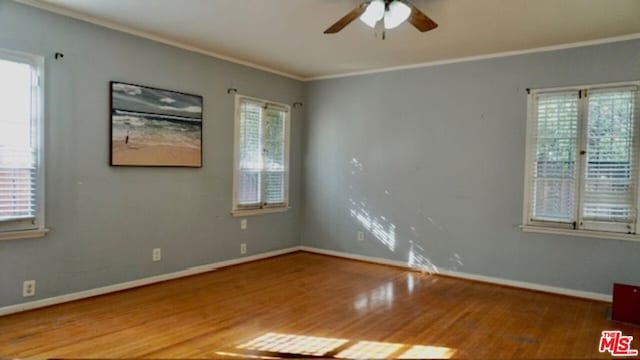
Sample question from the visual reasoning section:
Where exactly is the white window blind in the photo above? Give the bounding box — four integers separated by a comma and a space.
529, 91, 579, 224
525, 83, 640, 235
0, 50, 44, 234
581, 87, 638, 233
263, 107, 287, 206
234, 96, 290, 213
238, 100, 262, 206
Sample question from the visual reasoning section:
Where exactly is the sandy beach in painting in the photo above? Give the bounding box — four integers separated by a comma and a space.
111, 112, 202, 167
112, 141, 200, 167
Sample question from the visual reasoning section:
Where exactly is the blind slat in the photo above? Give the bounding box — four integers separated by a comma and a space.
0, 168, 37, 220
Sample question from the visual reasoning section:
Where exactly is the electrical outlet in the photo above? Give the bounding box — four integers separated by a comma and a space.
240, 218, 247, 230
240, 243, 247, 254
23, 280, 36, 297
152, 248, 162, 262
357, 231, 364, 241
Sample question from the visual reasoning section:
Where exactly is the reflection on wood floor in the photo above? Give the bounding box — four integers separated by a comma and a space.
0, 252, 637, 359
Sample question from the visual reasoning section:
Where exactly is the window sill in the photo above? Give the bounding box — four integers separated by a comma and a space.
520, 225, 640, 242
231, 207, 290, 217
0, 228, 49, 241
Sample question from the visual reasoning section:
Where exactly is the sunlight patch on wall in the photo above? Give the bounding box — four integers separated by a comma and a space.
408, 241, 438, 273
449, 253, 464, 270
425, 215, 444, 232
349, 198, 396, 251
350, 157, 364, 172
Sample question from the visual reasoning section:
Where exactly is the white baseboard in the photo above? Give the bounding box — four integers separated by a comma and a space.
299, 246, 612, 302
1, 245, 611, 317
0, 246, 301, 316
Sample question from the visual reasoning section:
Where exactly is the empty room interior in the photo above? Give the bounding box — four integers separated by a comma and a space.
1, 0, 640, 358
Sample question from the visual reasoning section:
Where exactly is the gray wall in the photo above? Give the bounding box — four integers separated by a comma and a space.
0, 1, 304, 307
2, 1, 639, 308
302, 39, 640, 295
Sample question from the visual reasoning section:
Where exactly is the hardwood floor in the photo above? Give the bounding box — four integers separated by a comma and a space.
0, 252, 637, 359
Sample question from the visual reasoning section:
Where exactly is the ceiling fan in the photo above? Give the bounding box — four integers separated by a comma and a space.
324, 0, 438, 36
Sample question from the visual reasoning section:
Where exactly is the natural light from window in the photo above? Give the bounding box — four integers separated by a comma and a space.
335, 340, 403, 359
0, 54, 40, 227
237, 332, 348, 357
0, 59, 31, 150
231, 332, 456, 359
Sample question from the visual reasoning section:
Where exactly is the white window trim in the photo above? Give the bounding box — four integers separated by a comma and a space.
231, 94, 291, 217
0, 49, 47, 241
522, 80, 640, 242
520, 225, 640, 242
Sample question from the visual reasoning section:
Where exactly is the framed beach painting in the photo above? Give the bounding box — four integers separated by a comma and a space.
110, 81, 203, 167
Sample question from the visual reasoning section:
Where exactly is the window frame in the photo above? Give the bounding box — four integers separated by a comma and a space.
522, 80, 640, 242
232, 94, 291, 217
0, 48, 46, 241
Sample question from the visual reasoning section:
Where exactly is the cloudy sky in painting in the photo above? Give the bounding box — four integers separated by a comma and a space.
111, 82, 202, 120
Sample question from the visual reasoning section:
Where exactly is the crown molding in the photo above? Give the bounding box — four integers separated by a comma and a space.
13, 0, 306, 81
306, 32, 640, 81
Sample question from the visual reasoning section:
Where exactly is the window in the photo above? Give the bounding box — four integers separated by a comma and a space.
523, 82, 640, 238
232, 95, 290, 215
0, 49, 45, 240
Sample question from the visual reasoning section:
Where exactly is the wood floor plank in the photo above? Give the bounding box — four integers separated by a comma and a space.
0, 252, 637, 359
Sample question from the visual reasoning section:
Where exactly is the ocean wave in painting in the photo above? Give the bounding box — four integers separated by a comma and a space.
112, 111, 201, 150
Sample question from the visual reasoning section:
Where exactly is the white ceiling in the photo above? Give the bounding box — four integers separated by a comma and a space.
21, 0, 640, 80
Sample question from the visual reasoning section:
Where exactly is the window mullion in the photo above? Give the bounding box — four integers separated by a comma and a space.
575, 89, 588, 230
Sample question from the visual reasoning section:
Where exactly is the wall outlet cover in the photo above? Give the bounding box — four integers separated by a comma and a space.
23, 280, 36, 297
153, 248, 162, 262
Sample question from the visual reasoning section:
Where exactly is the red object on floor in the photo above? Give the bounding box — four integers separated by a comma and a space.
612, 283, 640, 325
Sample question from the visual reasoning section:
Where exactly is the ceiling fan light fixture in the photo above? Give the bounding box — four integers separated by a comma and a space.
384, 0, 411, 29
359, 0, 385, 28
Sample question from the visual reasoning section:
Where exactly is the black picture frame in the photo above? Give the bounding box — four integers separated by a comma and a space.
109, 81, 203, 167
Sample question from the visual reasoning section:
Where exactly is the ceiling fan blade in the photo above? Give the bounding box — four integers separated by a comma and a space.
406, 2, 438, 32
324, 3, 368, 34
